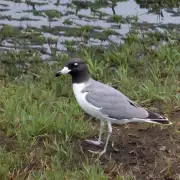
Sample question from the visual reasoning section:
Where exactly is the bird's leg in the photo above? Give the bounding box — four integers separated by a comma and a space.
88, 121, 112, 156
85, 120, 104, 146
99, 121, 112, 156
97, 120, 104, 143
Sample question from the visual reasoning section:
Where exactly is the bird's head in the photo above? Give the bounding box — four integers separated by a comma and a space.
56, 58, 89, 83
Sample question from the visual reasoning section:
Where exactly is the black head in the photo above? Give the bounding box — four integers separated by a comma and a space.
55, 58, 90, 83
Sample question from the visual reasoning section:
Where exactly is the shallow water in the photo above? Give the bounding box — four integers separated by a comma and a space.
0, 0, 179, 58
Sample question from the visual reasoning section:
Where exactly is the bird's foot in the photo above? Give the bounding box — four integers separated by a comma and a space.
85, 139, 103, 146
88, 149, 106, 157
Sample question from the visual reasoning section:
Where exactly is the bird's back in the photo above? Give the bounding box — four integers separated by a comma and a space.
83, 78, 149, 120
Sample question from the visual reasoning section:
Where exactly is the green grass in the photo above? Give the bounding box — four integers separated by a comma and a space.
0, 0, 179, 178
0, 30, 179, 179
43, 10, 62, 19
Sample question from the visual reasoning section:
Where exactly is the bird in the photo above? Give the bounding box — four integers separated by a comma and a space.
55, 58, 172, 156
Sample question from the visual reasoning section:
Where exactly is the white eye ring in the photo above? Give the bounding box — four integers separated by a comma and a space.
74, 63, 78, 66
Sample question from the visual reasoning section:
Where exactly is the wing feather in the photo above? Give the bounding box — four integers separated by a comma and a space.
83, 79, 148, 120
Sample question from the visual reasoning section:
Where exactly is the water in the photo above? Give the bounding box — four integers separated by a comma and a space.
0, 0, 179, 59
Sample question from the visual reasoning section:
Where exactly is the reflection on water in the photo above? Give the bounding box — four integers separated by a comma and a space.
0, 0, 179, 58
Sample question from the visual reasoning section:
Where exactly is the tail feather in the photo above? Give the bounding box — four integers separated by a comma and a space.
146, 110, 172, 125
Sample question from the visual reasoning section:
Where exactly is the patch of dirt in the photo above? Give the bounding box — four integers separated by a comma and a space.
0, 130, 17, 151
79, 113, 180, 180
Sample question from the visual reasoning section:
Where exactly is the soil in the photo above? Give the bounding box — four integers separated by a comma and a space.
80, 111, 180, 180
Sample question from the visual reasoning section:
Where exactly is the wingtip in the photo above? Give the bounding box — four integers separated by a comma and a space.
146, 110, 172, 125
150, 119, 172, 125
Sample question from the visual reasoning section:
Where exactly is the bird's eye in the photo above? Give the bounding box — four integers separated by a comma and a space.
74, 63, 78, 66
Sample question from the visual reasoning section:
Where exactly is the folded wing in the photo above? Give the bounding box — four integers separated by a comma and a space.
83, 79, 149, 120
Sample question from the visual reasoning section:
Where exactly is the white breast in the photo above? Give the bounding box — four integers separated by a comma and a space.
72, 82, 102, 119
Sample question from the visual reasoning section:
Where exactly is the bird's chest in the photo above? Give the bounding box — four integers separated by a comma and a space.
72, 83, 102, 118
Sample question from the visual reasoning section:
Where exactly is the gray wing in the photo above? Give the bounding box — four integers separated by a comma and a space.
83, 79, 148, 120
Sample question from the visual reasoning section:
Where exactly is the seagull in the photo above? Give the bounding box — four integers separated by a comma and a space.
55, 58, 172, 156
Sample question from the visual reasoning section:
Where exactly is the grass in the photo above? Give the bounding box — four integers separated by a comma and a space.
43, 10, 62, 19
0, 0, 179, 179
0, 30, 179, 179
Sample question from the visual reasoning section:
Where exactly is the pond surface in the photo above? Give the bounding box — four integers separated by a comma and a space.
0, 0, 179, 59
